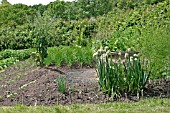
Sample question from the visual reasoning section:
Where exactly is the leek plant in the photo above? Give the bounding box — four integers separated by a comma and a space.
95, 48, 151, 98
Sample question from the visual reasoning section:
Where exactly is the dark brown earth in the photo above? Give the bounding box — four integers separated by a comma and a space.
0, 59, 169, 106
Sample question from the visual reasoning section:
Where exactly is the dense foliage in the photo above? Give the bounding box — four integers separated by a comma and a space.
0, 0, 169, 50
0, 0, 169, 78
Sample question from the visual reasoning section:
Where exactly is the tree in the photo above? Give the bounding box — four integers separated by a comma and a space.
1, 0, 10, 4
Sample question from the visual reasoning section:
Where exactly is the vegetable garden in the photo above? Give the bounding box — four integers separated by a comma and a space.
0, 0, 169, 112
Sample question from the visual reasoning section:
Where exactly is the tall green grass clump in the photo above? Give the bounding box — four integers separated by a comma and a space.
44, 46, 93, 67
94, 48, 151, 98
57, 75, 66, 94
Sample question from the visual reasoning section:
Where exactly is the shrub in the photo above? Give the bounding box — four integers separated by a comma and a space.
136, 25, 170, 78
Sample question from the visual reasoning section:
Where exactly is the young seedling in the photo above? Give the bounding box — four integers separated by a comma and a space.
57, 75, 67, 94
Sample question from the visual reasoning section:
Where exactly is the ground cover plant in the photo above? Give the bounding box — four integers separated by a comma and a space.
0, 49, 34, 70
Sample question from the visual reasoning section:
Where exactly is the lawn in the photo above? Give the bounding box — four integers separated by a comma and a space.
0, 98, 169, 113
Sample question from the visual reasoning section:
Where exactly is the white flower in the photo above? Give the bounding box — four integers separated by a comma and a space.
133, 54, 138, 57
93, 52, 98, 57
100, 53, 107, 61
124, 77, 126, 81
110, 66, 115, 70
130, 56, 133, 62
125, 53, 129, 58
76, 45, 81, 48
98, 47, 103, 53
102, 54, 107, 58
32, 52, 36, 54
118, 57, 121, 62
118, 52, 121, 56
104, 46, 109, 51
134, 58, 138, 61
127, 48, 131, 52
106, 50, 110, 56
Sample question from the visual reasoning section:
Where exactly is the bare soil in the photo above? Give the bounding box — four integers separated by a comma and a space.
0, 60, 169, 106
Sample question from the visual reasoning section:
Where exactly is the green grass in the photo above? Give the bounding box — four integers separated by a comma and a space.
0, 98, 169, 113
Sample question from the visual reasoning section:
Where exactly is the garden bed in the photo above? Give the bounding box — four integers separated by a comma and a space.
0, 60, 169, 106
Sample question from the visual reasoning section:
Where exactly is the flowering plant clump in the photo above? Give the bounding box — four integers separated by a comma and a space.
94, 47, 151, 98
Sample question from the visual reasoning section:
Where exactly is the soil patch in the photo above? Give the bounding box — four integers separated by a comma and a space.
0, 62, 169, 106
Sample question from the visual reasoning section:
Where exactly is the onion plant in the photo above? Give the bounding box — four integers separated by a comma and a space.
57, 75, 66, 94
94, 48, 151, 98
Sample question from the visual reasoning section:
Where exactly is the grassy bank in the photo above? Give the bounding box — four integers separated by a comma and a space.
0, 98, 169, 113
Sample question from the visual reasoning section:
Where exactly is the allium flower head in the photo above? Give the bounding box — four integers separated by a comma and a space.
133, 54, 138, 57
127, 48, 131, 52
106, 50, 110, 56
104, 46, 109, 51
93, 52, 98, 57
125, 53, 129, 58
118, 52, 121, 56
100, 53, 106, 60
134, 58, 138, 61
130, 56, 133, 62
98, 47, 103, 53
